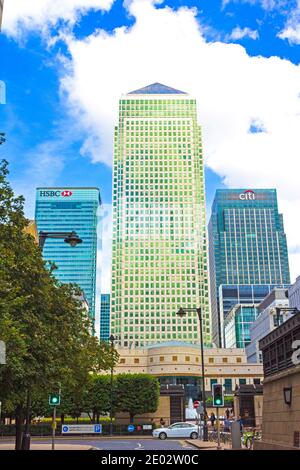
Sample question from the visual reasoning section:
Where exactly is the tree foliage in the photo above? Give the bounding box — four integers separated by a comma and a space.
0, 159, 118, 444
115, 374, 160, 423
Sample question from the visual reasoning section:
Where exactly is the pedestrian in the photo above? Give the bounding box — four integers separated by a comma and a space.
160, 417, 166, 428
210, 412, 216, 430
225, 408, 230, 420
236, 415, 244, 435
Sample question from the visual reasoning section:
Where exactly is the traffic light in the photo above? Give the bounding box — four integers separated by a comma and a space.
49, 393, 60, 406
212, 383, 224, 407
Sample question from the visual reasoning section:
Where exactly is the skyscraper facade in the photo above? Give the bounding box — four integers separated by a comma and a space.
35, 187, 101, 324
100, 294, 110, 341
111, 83, 211, 347
208, 189, 290, 346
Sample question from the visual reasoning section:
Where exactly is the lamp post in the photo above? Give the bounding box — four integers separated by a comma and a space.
109, 334, 115, 436
275, 307, 300, 326
176, 307, 208, 441
39, 231, 82, 250
21, 232, 82, 450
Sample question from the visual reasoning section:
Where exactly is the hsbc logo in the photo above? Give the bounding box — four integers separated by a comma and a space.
61, 190, 72, 197
39, 190, 73, 198
239, 190, 255, 201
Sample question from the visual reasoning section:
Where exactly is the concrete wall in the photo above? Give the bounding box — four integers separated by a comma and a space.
255, 364, 300, 450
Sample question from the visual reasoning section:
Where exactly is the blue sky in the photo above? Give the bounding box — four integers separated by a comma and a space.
1, 0, 300, 288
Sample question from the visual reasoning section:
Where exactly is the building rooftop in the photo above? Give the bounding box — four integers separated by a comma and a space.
128, 82, 187, 95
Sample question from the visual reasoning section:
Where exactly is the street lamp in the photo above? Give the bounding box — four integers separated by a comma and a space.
283, 387, 292, 406
21, 232, 82, 450
176, 307, 208, 441
109, 334, 115, 436
274, 307, 300, 326
39, 231, 82, 250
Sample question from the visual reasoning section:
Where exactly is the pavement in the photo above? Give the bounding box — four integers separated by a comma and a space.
186, 439, 232, 451
0, 438, 196, 451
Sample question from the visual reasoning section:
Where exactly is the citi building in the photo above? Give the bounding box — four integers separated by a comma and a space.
35, 187, 101, 325
208, 189, 290, 347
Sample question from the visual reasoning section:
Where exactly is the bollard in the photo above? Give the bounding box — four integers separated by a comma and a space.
231, 421, 242, 449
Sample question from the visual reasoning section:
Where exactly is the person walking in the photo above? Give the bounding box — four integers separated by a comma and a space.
210, 412, 216, 430
225, 408, 230, 420
159, 417, 166, 428
237, 415, 244, 435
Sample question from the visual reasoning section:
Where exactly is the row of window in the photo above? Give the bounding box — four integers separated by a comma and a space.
119, 356, 243, 364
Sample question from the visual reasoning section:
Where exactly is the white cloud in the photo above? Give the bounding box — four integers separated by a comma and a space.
59, 0, 300, 283
2, 0, 115, 37
278, 1, 300, 44
228, 26, 259, 40
222, 0, 285, 9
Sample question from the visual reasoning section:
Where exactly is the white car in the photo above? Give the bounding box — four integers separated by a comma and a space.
152, 422, 200, 440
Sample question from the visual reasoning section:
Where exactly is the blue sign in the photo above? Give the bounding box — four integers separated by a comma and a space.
62, 426, 69, 433
128, 425, 135, 433
94, 425, 102, 433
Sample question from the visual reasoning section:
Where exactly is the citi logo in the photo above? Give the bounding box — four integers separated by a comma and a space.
61, 190, 72, 197
239, 190, 255, 201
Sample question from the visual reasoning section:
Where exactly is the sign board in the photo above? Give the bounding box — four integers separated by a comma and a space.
0, 341, 6, 365
196, 404, 204, 415
128, 425, 135, 433
142, 425, 153, 430
62, 425, 102, 434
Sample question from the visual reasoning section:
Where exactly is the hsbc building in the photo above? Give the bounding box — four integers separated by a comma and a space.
35, 187, 101, 326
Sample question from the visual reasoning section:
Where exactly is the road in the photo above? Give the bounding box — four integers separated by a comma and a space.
0, 437, 197, 451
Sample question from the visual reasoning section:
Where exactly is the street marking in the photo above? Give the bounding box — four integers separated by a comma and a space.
134, 443, 145, 450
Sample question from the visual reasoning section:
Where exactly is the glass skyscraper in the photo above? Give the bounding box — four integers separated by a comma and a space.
100, 294, 110, 341
35, 187, 101, 325
111, 83, 211, 347
208, 189, 290, 346
224, 304, 259, 349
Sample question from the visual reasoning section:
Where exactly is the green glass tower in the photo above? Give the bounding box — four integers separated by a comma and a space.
111, 83, 211, 347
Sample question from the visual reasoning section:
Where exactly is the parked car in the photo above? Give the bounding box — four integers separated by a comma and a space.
152, 422, 199, 440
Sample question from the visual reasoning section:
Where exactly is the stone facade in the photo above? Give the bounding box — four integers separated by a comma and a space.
114, 342, 263, 391
255, 364, 300, 450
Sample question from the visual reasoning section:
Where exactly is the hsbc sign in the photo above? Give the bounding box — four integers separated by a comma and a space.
61, 190, 73, 197
239, 190, 255, 201
39, 190, 73, 198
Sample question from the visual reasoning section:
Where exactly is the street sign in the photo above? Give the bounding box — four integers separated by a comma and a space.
0, 341, 6, 365
196, 404, 204, 415
128, 425, 135, 433
62, 425, 102, 434
142, 425, 153, 430
193, 400, 200, 409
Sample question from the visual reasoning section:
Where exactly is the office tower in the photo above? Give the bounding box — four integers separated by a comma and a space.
111, 83, 211, 347
209, 189, 290, 346
224, 304, 259, 349
100, 294, 110, 341
35, 187, 101, 325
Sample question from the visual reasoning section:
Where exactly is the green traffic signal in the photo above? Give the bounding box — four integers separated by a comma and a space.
49, 393, 60, 406
212, 384, 224, 407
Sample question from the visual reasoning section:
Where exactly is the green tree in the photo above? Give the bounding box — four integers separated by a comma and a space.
0, 159, 117, 448
115, 374, 160, 423
87, 375, 112, 423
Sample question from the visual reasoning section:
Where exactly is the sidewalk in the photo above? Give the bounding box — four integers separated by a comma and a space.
186, 439, 232, 451
0, 443, 93, 451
